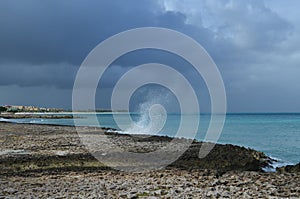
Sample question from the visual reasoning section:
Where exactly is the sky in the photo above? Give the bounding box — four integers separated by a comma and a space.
0, 0, 300, 113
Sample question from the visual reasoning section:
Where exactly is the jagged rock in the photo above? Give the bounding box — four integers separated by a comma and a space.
0, 122, 299, 198
277, 162, 300, 173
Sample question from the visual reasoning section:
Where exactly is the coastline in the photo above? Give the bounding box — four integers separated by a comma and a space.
1, 115, 297, 168
0, 113, 76, 119
0, 122, 299, 197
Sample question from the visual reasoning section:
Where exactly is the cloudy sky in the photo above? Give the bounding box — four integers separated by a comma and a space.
0, 0, 299, 112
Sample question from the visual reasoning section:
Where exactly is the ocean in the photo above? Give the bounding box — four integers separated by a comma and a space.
3, 113, 300, 166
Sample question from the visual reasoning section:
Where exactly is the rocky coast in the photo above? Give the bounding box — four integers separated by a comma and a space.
0, 113, 75, 119
0, 122, 299, 198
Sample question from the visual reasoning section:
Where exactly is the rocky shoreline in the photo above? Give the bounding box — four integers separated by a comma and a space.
0, 122, 299, 198
0, 113, 76, 119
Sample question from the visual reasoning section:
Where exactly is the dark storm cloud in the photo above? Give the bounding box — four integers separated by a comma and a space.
0, 0, 197, 89
0, 0, 299, 112
0, 0, 163, 89
0, 0, 292, 83
0, 62, 77, 89
0, 0, 161, 65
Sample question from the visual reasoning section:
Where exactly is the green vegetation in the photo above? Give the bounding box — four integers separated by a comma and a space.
7, 108, 19, 113
0, 154, 108, 175
0, 106, 7, 113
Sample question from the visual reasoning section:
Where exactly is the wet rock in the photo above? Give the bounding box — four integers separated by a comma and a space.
277, 162, 300, 173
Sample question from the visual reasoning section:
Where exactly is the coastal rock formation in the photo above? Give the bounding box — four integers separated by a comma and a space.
0, 122, 299, 198
172, 142, 271, 173
0, 169, 299, 198
0, 122, 272, 174
0, 114, 75, 119
277, 162, 300, 173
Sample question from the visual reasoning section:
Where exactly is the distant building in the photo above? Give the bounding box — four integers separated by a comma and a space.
2, 105, 64, 112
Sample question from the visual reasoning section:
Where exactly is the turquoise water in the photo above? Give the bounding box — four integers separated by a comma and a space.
4, 113, 300, 165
